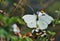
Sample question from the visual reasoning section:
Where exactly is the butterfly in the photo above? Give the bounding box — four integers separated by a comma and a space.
22, 11, 54, 30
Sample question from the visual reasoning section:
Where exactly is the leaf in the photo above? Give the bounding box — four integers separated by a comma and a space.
47, 30, 56, 36
0, 14, 3, 20
18, 35, 23, 41
53, 19, 60, 24
9, 17, 18, 24
10, 36, 17, 41
17, 18, 25, 24
25, 37, 32, 41
0, 28, 8, 37
0, 14, 9, 26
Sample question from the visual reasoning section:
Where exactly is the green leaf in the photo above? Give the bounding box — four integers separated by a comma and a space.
17, 18, 25, 25
53, 19, 60, 24
0, 29, 8, 37
9, 17, 18, 24
25, 37, 32, 41
10, 36, 17, 41
47, 30, 56, 36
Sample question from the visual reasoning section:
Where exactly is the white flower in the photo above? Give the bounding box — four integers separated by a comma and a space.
12, 24, 20, 32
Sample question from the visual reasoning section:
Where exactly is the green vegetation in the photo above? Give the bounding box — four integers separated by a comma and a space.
0, 0, 60, 41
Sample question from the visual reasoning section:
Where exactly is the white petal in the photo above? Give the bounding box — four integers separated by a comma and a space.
13, 29, 20, 32
12, 24, 17, 29
12, 24, 20, 32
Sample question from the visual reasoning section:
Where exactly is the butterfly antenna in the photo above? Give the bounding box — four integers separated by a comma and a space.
27, 5, 36, 14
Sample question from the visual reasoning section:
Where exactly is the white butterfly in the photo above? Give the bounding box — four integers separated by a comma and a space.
22, 12, 54, 30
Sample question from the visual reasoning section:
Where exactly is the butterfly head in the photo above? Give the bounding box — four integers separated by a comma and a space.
40, 10, 44, 13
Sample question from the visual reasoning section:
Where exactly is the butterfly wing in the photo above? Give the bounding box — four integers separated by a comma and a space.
27, 21, 37, 28
22, 15, 37, 28
45, 13, 54, 24
37, 12, 54, 30
22, 15, 37, 23
39, 13, 54, 24
37, 20, 48, 30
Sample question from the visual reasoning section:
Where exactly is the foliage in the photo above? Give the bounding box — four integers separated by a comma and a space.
0, 0, 29, 17
0, 28, 8, 37
47, 1, 60, 18
0, 14, 25, 26
46, 1, 60, 27
0, 0, 58, 41
53, 19, 60, 24
10, 35, 18, 41
0, 0, 33, 41
0, 0, 5, 4
0, 13, 33, 41
47, 30, 56, 36
0, 14, 26, 41
9, 35, 33, 41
